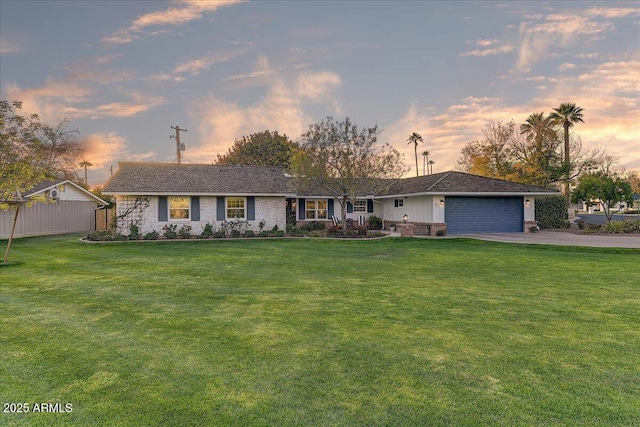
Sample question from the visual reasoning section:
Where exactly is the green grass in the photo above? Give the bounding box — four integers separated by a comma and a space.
1, 235, 639, 426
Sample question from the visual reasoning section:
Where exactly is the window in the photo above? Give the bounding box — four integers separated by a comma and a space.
169, 197, 190, 220
353, 200, 367, 212
394, 198, 404, 208
226, 197, 246, 219
305, 199, 327, 219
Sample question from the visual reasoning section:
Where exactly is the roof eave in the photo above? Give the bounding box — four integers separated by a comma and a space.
104, 192, 297, 198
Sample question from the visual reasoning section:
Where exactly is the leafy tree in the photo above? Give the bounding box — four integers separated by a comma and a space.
407, 132, 423, 177
456, 121, 515, 180
572, 172, 633, 221
457, 114, 599, 189
549, 103, 584, 203
291, 117, 406, 234
216, 130, 298, 168
1, 100, 83, 262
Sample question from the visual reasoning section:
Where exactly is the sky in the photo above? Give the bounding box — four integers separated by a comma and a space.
1, 0, 639, 187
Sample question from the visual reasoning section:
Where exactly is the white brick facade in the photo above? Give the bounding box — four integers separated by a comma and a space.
115, 195, 286, 236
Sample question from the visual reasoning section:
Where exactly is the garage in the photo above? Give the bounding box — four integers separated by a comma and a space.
445, 196, 524, 234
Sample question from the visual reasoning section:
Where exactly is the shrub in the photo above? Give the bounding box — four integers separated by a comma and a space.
199, 223, 214, 239
86, 230, 126, 241
128, 224, 140, 240
300, 221, 326, 232
602, 219, 640, 234
368, 215, 383, 230
244, 230, 255, 237
226, 219, 248, 237
162, 224, 178, 239
143, 230, 159, 240
601, 221, 624, 234
355, 225, 368, 236
436, 229, 447, 236
178, 225, 192, 239
535, 196, 568, 229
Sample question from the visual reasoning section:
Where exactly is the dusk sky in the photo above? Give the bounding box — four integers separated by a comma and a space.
1, 0, 638, 186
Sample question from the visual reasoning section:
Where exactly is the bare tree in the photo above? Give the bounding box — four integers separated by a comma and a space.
291, 117, 407, 234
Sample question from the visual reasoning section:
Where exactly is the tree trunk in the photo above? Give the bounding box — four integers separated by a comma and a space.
3, 204, 20, 264
564, 124, 571, 208
340, 199, 348, 236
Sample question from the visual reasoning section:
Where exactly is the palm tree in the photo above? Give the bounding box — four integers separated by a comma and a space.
407, 132, 423, 177
79, 160, 92, 186
519, 113, 556, 151
422, 150, 430, 175
428, 159, 435, 175
549, 103, 584, 204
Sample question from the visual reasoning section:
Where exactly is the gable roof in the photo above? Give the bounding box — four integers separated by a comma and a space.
382, 171, 558, 197
24, 179, 108, 206
103, 162, 296, 196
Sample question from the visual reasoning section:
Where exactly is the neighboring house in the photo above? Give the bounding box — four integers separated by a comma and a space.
103, 162, 558, 236
0, 179, 109, 239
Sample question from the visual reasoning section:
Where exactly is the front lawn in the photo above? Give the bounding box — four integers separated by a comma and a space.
1, 236, 639, 426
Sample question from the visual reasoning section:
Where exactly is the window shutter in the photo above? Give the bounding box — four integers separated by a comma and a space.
367, 199, 373, 213
298, 198, 305, 220
191, 197, 200, 221
247, 196, 255, 220
158, 196, 168, 221
347, 201, 353, 213
217, 197, 225, 221
328, 199, 334, 218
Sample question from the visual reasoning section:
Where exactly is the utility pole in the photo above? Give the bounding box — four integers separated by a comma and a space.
170, 125, 187, 164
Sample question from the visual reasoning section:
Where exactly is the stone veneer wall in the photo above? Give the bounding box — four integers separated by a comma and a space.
115, 195, 286, 236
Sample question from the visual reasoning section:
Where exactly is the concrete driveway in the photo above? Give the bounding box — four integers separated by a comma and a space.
453, 230, 640, 248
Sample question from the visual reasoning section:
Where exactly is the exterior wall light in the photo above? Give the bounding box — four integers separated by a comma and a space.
525, 199, 531, 206
439, 199, 445, 207
402, 214, 408, 223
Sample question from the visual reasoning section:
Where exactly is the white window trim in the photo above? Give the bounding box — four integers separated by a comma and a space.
169, 196, 191, 221
305, 199, 328, 220
226, 197, 246, 220
353, 200, 367, 212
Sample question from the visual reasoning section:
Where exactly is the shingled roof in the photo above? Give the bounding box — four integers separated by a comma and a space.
383, 171, 558, 196
102, 162, 295, 195
103, 163, 558, 197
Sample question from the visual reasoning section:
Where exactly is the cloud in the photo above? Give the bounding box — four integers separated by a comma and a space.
4, 80, 92, 121
187, 57, 342, 161
173, 49, 247, 77
460, 45, 515, 57
385, 53, 640, 175
0, 38, 21, 54
559, 62, 576, 72
79, 132, 128, 169
102, 0, 244, 45
295, 71, 342, 101
5, 81, 164, 120
584, 7, 640, 19
514, 9, 620, 73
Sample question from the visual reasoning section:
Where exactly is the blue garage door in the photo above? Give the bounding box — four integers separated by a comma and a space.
445, 197, 523, 234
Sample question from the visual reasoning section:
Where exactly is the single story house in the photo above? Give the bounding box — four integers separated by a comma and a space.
0, 179, 109, 239
102, 162, 558, 236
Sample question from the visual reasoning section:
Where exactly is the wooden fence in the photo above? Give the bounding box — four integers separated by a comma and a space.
96, 208, 114, 231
